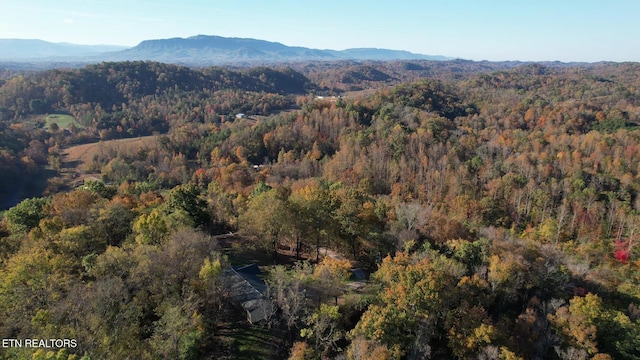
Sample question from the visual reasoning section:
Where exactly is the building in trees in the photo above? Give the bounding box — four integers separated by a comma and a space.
224, 264, 274, 324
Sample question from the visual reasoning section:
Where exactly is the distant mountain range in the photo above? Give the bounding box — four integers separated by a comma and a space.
0, 39, 127, 60
0, 35, 452, 65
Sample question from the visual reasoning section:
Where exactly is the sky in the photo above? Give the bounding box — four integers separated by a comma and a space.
1, 0, 639, 62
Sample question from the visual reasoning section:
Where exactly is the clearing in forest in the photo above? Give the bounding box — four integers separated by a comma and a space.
44, 113, 81, 130
60, 135, 159, 186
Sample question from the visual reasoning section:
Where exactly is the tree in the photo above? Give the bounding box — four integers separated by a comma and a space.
301, 304, 342, 355
597, 311, 640, 360
83, 180, 117, 199
133, 208, 169, 245
198, 255, 226, 317
549, 294, 602, 355
447, 238, 490, 274
332, 187, 384, 260
353, 251, 467, 357
238, 188, 288, 256
390, 201, 430, 251
30, 348, 86, 360
289, 180, 337, 261
445, 302, 496, 359
0, 246, 75, 344
267, 263, 312, 333
206, 180, 238, 230
346, 336, 392, 360
3, 197, 48, 234
280, 199, 308, 259
60, 275, 144, 358
164, 183, 210, 229
50, 189, 100, 227
54, 224, 104, 259
93, 202, 135, 246
487, 252, 528, 303
149, 299, 203, 360
312, 257, 352, 304
288, 341, 319, 360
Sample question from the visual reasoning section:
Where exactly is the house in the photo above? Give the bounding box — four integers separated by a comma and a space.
225, 264, 274, 324
235, 113, 246, 119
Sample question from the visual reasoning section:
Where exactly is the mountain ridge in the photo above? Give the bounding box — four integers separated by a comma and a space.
0, 39, 127, 60
0, 35, 453, 64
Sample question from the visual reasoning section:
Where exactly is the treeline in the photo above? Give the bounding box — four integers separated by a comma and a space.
0, 61, 640, 359
0, 61, 312, 121
291, 59, 532, 91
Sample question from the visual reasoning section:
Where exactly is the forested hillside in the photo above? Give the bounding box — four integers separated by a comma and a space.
0, 62, 311, 208
0, 61, 639, 359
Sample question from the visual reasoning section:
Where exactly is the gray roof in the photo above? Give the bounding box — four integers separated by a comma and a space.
225, 264, 273, 323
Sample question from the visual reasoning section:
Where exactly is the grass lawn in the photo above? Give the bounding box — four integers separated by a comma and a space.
44, 113, 81, 130
212, 306, 287, 360
229, 325, 284, 360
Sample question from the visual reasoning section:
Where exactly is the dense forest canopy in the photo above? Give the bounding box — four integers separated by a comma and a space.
0, 60, 639, 359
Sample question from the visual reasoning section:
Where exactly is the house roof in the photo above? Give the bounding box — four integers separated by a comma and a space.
225, 264, 273, 323
234, 264, 267, 293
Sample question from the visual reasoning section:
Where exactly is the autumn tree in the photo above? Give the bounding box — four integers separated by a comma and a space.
133, 208, 169, 245
353, 250, 468, 358
289, 180, 338, 261
301, 304, 342, 356
312, 257, 352, 305
238, 188, 288, 256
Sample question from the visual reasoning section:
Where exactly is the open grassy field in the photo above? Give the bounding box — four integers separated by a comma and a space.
59, 135, 159, 187
62, 135, 159, 169
44, 113, 81, 130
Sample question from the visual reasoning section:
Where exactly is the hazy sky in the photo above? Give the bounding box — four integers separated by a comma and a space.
1, 0, 638, 62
